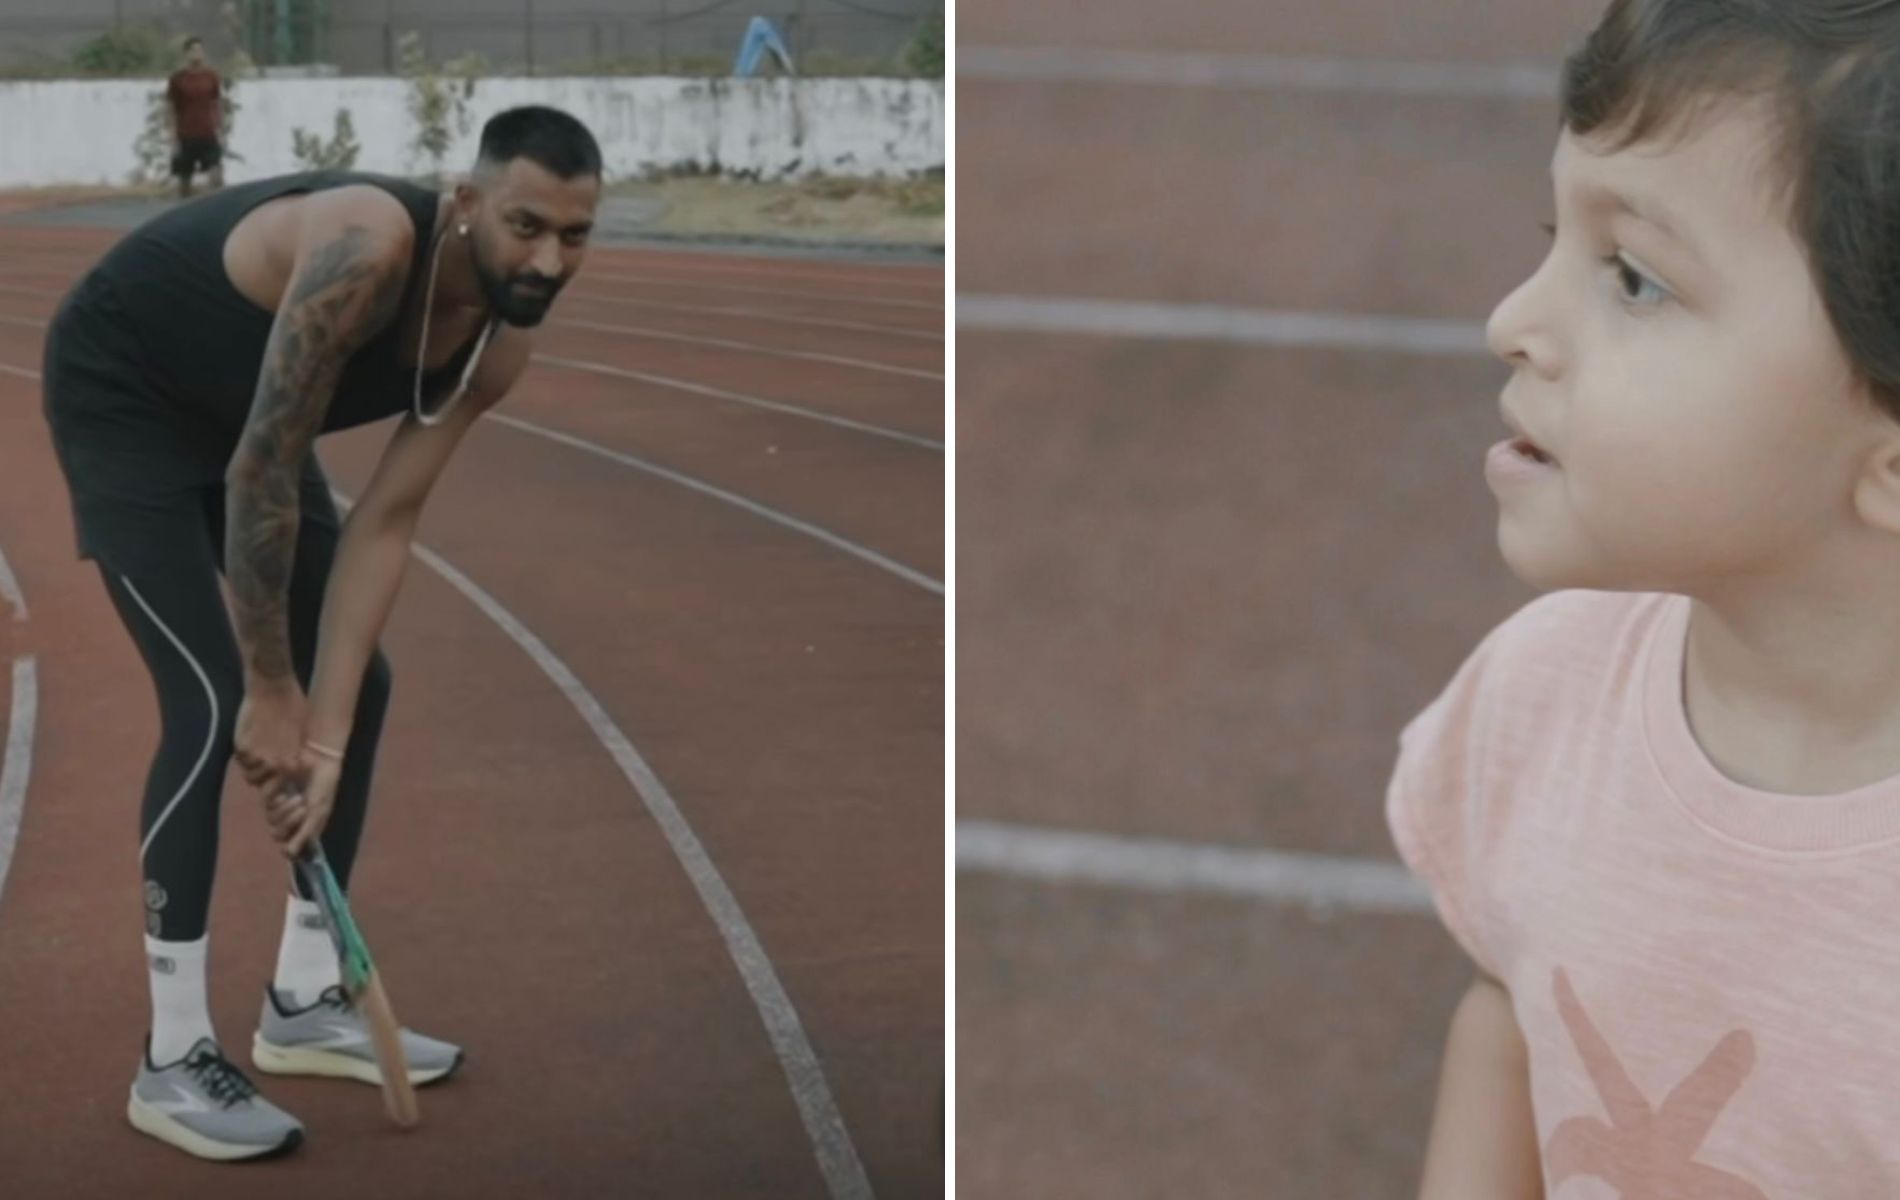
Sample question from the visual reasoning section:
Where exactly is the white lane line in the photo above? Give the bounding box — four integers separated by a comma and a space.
0, 304, 942, 448
0, 274, 943, 343
590, 252, 942, 291
531, 353, 943, 451
0, 656, 37, 908
331, 492, 874, 1200
2, 349, 940, 593
6, 347, 870, 1188
958, 45, 1561, 100
956, 819, 1431, 913
566, 290, 943, 342
0, 536, 34, 909
0, 541, 25, 622
556, 317, 944, 382
584, 270, 944, 313
958, 294, 1489, 357
0, 363, 39, 382
485, 412, 945, 596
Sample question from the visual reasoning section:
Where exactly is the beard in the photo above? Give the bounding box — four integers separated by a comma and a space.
472, 244, 564, 328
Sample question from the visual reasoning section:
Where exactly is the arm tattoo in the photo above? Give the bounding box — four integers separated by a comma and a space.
227, 225, 405, 682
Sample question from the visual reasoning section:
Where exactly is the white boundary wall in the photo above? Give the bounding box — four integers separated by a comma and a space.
0, 76, 944, 187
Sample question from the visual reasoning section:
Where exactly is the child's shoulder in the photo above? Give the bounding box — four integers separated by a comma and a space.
1465, 587, 1677, 689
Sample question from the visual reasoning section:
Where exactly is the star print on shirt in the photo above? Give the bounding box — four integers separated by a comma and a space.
1542, 967, 1769, 1199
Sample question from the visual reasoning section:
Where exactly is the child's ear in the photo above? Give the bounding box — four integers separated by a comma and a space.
1849, 429, 1900, 536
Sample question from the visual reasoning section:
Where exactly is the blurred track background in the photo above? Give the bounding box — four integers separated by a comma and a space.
955, 2, 1601, 1194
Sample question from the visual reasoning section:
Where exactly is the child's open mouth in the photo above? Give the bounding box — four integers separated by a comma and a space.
1511, 436, 1556, 466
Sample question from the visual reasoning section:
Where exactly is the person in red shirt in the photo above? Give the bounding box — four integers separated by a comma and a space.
166, 37, 224, 199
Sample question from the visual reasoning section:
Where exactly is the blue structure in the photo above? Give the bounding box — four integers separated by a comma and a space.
734, 16, 795, 76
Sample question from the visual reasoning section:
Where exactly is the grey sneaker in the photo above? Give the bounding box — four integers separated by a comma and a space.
252, 983, 464, 1087
127, 1036, 305, 1161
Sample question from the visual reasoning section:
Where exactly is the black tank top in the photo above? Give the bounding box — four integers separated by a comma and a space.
80, 169, 481, 436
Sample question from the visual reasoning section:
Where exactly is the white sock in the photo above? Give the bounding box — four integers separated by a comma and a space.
272, 895, 339, 1009
146, 934, 214, 1066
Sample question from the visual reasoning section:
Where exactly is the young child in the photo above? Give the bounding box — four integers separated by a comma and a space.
1387, 2, 1900, 1195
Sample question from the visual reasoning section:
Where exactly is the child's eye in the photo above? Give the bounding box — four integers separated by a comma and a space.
1608, 253, 1671, 310
1536, 220, 1672, 310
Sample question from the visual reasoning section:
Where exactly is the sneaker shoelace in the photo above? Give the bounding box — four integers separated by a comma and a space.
184, 1047, 260, 1108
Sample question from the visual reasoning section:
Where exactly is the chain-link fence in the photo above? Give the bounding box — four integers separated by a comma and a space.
0, 0, 942, 77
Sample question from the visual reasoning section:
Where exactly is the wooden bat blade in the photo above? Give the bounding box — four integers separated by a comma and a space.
294, 845, 421, 1129
360, 971, 421, 1129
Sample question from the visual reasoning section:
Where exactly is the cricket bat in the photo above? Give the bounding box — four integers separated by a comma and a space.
293, 842, 421, 1129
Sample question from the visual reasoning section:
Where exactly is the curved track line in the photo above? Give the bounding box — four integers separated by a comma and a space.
0, 542, 24, 622
332, 490, 876, 1200
0, 533, 35, 909
0, 305, 940, 449
531, 354, 943, 451
556, 318, 944, 382
0, 658, 36, 909
0, 351, 939, 596
0, 355, 878, 1188
485, 413, 944, 596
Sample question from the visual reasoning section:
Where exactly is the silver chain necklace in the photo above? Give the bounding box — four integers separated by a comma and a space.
412, 217, 497, 428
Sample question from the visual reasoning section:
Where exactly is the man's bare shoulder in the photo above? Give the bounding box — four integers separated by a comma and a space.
291, 184, 416, 264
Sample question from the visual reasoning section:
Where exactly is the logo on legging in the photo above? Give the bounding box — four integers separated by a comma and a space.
144, 880, 168, 937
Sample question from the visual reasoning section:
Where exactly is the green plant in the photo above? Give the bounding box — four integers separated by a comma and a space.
292, 109, 360, 169
71, 24, 175, 76
902, 13, 943, 78
398, 31, 484, 175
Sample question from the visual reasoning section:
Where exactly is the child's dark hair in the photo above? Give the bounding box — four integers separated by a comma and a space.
1563, 0, 1900, 419
182, 35, 202, 52
474, 106, 601, 180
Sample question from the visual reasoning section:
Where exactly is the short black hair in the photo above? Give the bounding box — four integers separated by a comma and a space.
182, 35, 203, 51
475, 106, 601, 180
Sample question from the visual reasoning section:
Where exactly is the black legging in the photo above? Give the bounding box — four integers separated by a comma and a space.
98, 470, 390, 942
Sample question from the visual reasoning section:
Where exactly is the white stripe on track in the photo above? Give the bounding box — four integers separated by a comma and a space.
958, 45, 1560, 100
557, 317, 944, 381
0, 534, 34, 908
485, 413, 944, 595
584, 270, 944, 313
329, 490, 875, 1200
958, 819, 1431, 912
0, 304, 943, 446
0, 655, 36, 907
0, 541, 25, 622
532, 353, 942, 451
590, 253, 941, 291
958, 294, 1489, 357
566, 290, 943, 342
